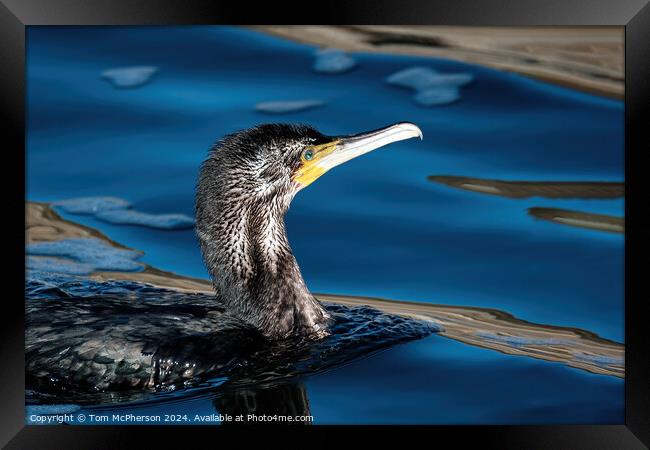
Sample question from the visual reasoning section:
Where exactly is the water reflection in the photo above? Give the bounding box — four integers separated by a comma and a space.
26, 269, 624, 410
213, 383, 311, 424
25, 201, 624, 411
427, 176, 625, 233
528, 207, 624, 233
428, 176, 624, 199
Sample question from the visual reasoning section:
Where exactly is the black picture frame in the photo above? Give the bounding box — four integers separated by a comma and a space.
2, 0, 648, 447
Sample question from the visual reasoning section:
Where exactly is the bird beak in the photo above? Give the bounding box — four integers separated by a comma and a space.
294, 122, 423, 188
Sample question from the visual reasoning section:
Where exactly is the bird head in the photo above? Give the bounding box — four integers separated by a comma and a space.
199, 122, 423, 212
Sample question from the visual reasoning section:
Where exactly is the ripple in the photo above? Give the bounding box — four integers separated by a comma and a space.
101, 66, 158, 89
95, 210, 194, 230
53, 197, 132, 215
427, 176, 625, 199
477, 332, 571, 347
528, 207, 624, 233
26, 238, 144, 274
386, 66, 474, 106
27, 256, 95, 275
54, 196, 193, 231
313, 48, 356, 74
255, 100, 325, 114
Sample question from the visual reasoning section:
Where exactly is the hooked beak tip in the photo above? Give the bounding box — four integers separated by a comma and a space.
397, 121, 423, 141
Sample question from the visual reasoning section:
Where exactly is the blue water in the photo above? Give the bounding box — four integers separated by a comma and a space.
26, 26, 624, 424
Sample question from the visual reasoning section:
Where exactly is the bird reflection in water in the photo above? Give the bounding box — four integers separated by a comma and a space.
213, 383, 312, 424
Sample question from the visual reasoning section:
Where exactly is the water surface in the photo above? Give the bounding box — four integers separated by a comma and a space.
26, 26, 624, 424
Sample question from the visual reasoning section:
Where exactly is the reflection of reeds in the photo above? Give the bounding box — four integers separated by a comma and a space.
428, 175, 624, 199
252, 26, 624, 99
427, 175, 625, 234
528, 207, 624, 233
26, 202, 625, 378
325, 294, 624, 378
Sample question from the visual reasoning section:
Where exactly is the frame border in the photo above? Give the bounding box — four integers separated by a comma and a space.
2, 0, 648, 447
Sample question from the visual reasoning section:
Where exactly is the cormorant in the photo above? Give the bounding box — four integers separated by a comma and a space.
26, 122, 426, 400
195, 122, 422, 339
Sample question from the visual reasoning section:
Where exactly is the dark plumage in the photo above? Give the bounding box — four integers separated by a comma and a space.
195, 124, 334, 339
195, 122, 422, 338
26, 276, 434, 403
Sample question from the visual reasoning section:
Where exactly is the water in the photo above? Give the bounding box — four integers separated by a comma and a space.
25, 26, 624, 424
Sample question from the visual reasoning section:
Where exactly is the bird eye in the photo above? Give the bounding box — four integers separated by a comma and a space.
302, 149, 314, 162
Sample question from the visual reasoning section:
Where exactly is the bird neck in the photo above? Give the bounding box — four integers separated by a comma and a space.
199, 195, 330, 339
